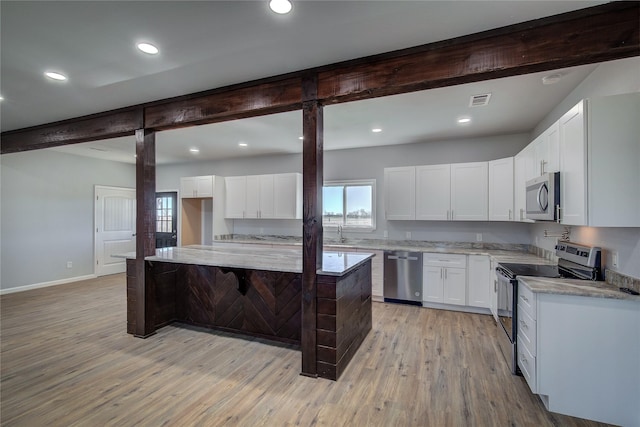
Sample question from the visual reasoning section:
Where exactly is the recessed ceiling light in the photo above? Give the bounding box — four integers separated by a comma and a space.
238, 142, 248, 147
269, 0, 292, 14
371, 128, 382, 133
44, 71, 67, 81
137, 43, 159, 55
457, 117, 472, 124
298, 136, 303, 140
0, 95, 4, 101
189, 148, 200, 153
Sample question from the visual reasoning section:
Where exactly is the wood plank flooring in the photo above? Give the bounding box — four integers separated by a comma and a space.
0, 274, 609, 426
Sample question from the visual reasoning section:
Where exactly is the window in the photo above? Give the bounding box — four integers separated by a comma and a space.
156, 195, 174, 233
322, 180, 376, 230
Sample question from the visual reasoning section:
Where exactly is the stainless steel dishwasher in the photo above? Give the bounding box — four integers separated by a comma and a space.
383, 251, 423, 305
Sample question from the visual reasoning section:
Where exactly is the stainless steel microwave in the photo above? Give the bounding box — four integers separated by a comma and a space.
525, 172, 560, 221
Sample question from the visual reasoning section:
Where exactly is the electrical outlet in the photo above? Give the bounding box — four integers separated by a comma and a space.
612, 251, 619, 268
405, 231, 411, 239
383, 230, 388, 238
66, 261, 72, 269
259, 227, 264, 235
476, 233, 482, 242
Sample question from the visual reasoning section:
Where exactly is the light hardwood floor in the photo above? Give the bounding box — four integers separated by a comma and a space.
1, 274, 608, 426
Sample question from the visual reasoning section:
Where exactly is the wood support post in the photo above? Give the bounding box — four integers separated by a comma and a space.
134, 129, 157, 338
301, 74, 323, 377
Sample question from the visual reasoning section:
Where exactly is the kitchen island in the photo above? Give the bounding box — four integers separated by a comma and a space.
122, 244, 374, 380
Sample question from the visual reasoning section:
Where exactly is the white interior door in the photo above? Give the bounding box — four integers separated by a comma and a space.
95, 186, 136, 276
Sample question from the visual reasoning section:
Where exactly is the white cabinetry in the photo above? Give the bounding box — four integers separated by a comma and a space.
225, 176, 248, 218
559, 93, 640, 227
422, 254, 467, 306
517, 282, 639, 426
225, 173, 302, 220
558, 101, 587, 226
450, 162, 488, 221
532, 122, 560, 176
514, 146, 535, 222
489, 258, 498, 321
467, 255, 491, 308
415, 164, 450, 220
488, 157, 514, 221
383, 167, 415, 220
274, 173, 303, 219
180, 175, 214, 198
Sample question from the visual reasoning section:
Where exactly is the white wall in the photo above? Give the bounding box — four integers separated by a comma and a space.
529, 57, 640, 279
158, 133, 532, 243
1, 149, 135, 290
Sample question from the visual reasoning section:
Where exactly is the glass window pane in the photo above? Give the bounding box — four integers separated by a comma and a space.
322, 186, 344, 226
345, 186, 372, 227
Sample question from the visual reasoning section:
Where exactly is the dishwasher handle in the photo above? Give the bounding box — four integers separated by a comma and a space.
387, 255, 419, 261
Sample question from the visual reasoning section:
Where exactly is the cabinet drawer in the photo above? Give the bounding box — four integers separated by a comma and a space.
517, 336, 537, 393
518, 282, 536, 320
517, 305, 537, 355
423, 253, 467, 268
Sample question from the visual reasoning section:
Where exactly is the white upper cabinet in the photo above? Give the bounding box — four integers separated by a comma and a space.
585, 93, 640, 226
384, 167, 416, 220
488, 157, 514, 221
559, 101, 587, 226
533, 122, 560, 176
416, 164, 451, 220
225, 176, 248, 218
450, 162, 488, 221
514, 146, 535, 222
273, 173, 303, 219
556, 93, 640, 227
225, 173, 302, 220
180, 175, 214, 198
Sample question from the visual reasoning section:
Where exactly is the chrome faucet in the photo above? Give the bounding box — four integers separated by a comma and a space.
337, 225, 345, 243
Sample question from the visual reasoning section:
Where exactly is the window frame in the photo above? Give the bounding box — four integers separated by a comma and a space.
322, 179, 376, 232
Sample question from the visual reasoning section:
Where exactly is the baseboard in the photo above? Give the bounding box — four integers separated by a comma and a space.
0, 274, 97, 295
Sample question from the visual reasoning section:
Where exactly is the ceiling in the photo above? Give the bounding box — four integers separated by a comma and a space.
1, 0, 609, 164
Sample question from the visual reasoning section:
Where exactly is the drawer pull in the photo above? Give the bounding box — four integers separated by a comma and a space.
520, 355, 528, 365
519, 320, 528, 329
522, 295, 529, 302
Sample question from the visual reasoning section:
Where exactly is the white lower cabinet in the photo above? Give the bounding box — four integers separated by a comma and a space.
366, 249, 384, 301
517, 281, 640, 426
422, 254, 467, 306
467, 255, 491, 308
489, 259, 498, 321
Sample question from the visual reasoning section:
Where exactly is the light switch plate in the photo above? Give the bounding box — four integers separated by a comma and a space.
612, 251, 619, 268
383, 230, 388, 238
405, 231, 411, 239
476, 233, 482, 242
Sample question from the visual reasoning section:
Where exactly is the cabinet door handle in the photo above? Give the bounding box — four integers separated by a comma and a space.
508, 209, 512, 220
522, 295, 529, 302
520, 208, 524, 221
440, 269, 443, 279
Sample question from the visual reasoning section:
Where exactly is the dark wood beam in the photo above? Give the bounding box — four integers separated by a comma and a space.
144, 77, 303, 130
300, 74, 323, 378
2, 2, 637, 150
316, 2, 640, 103
134, 129, 157, 338
1, 108, 142, 154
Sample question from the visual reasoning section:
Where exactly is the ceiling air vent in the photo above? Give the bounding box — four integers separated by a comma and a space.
469, 93, 492, 107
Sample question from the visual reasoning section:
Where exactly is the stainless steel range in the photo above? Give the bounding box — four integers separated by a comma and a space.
495, 241, 602, 375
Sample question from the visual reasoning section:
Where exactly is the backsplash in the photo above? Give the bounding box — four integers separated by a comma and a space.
605, 270, 640, 294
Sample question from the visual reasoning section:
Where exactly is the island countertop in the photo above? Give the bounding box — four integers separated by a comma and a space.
117, 244, 374, 277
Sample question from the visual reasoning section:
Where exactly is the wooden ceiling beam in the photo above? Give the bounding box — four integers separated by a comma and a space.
1, 2, 637, 154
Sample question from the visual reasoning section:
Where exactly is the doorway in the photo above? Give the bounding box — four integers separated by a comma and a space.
95, 186, 136, 276
156, 192, 178, 248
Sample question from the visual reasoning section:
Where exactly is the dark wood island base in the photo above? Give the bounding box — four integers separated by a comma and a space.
125, 257, 372, 381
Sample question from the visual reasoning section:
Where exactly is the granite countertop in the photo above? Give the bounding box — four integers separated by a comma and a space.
214, 237, 554, 265
116, 244, 373, 277
518, 276, 640, 301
